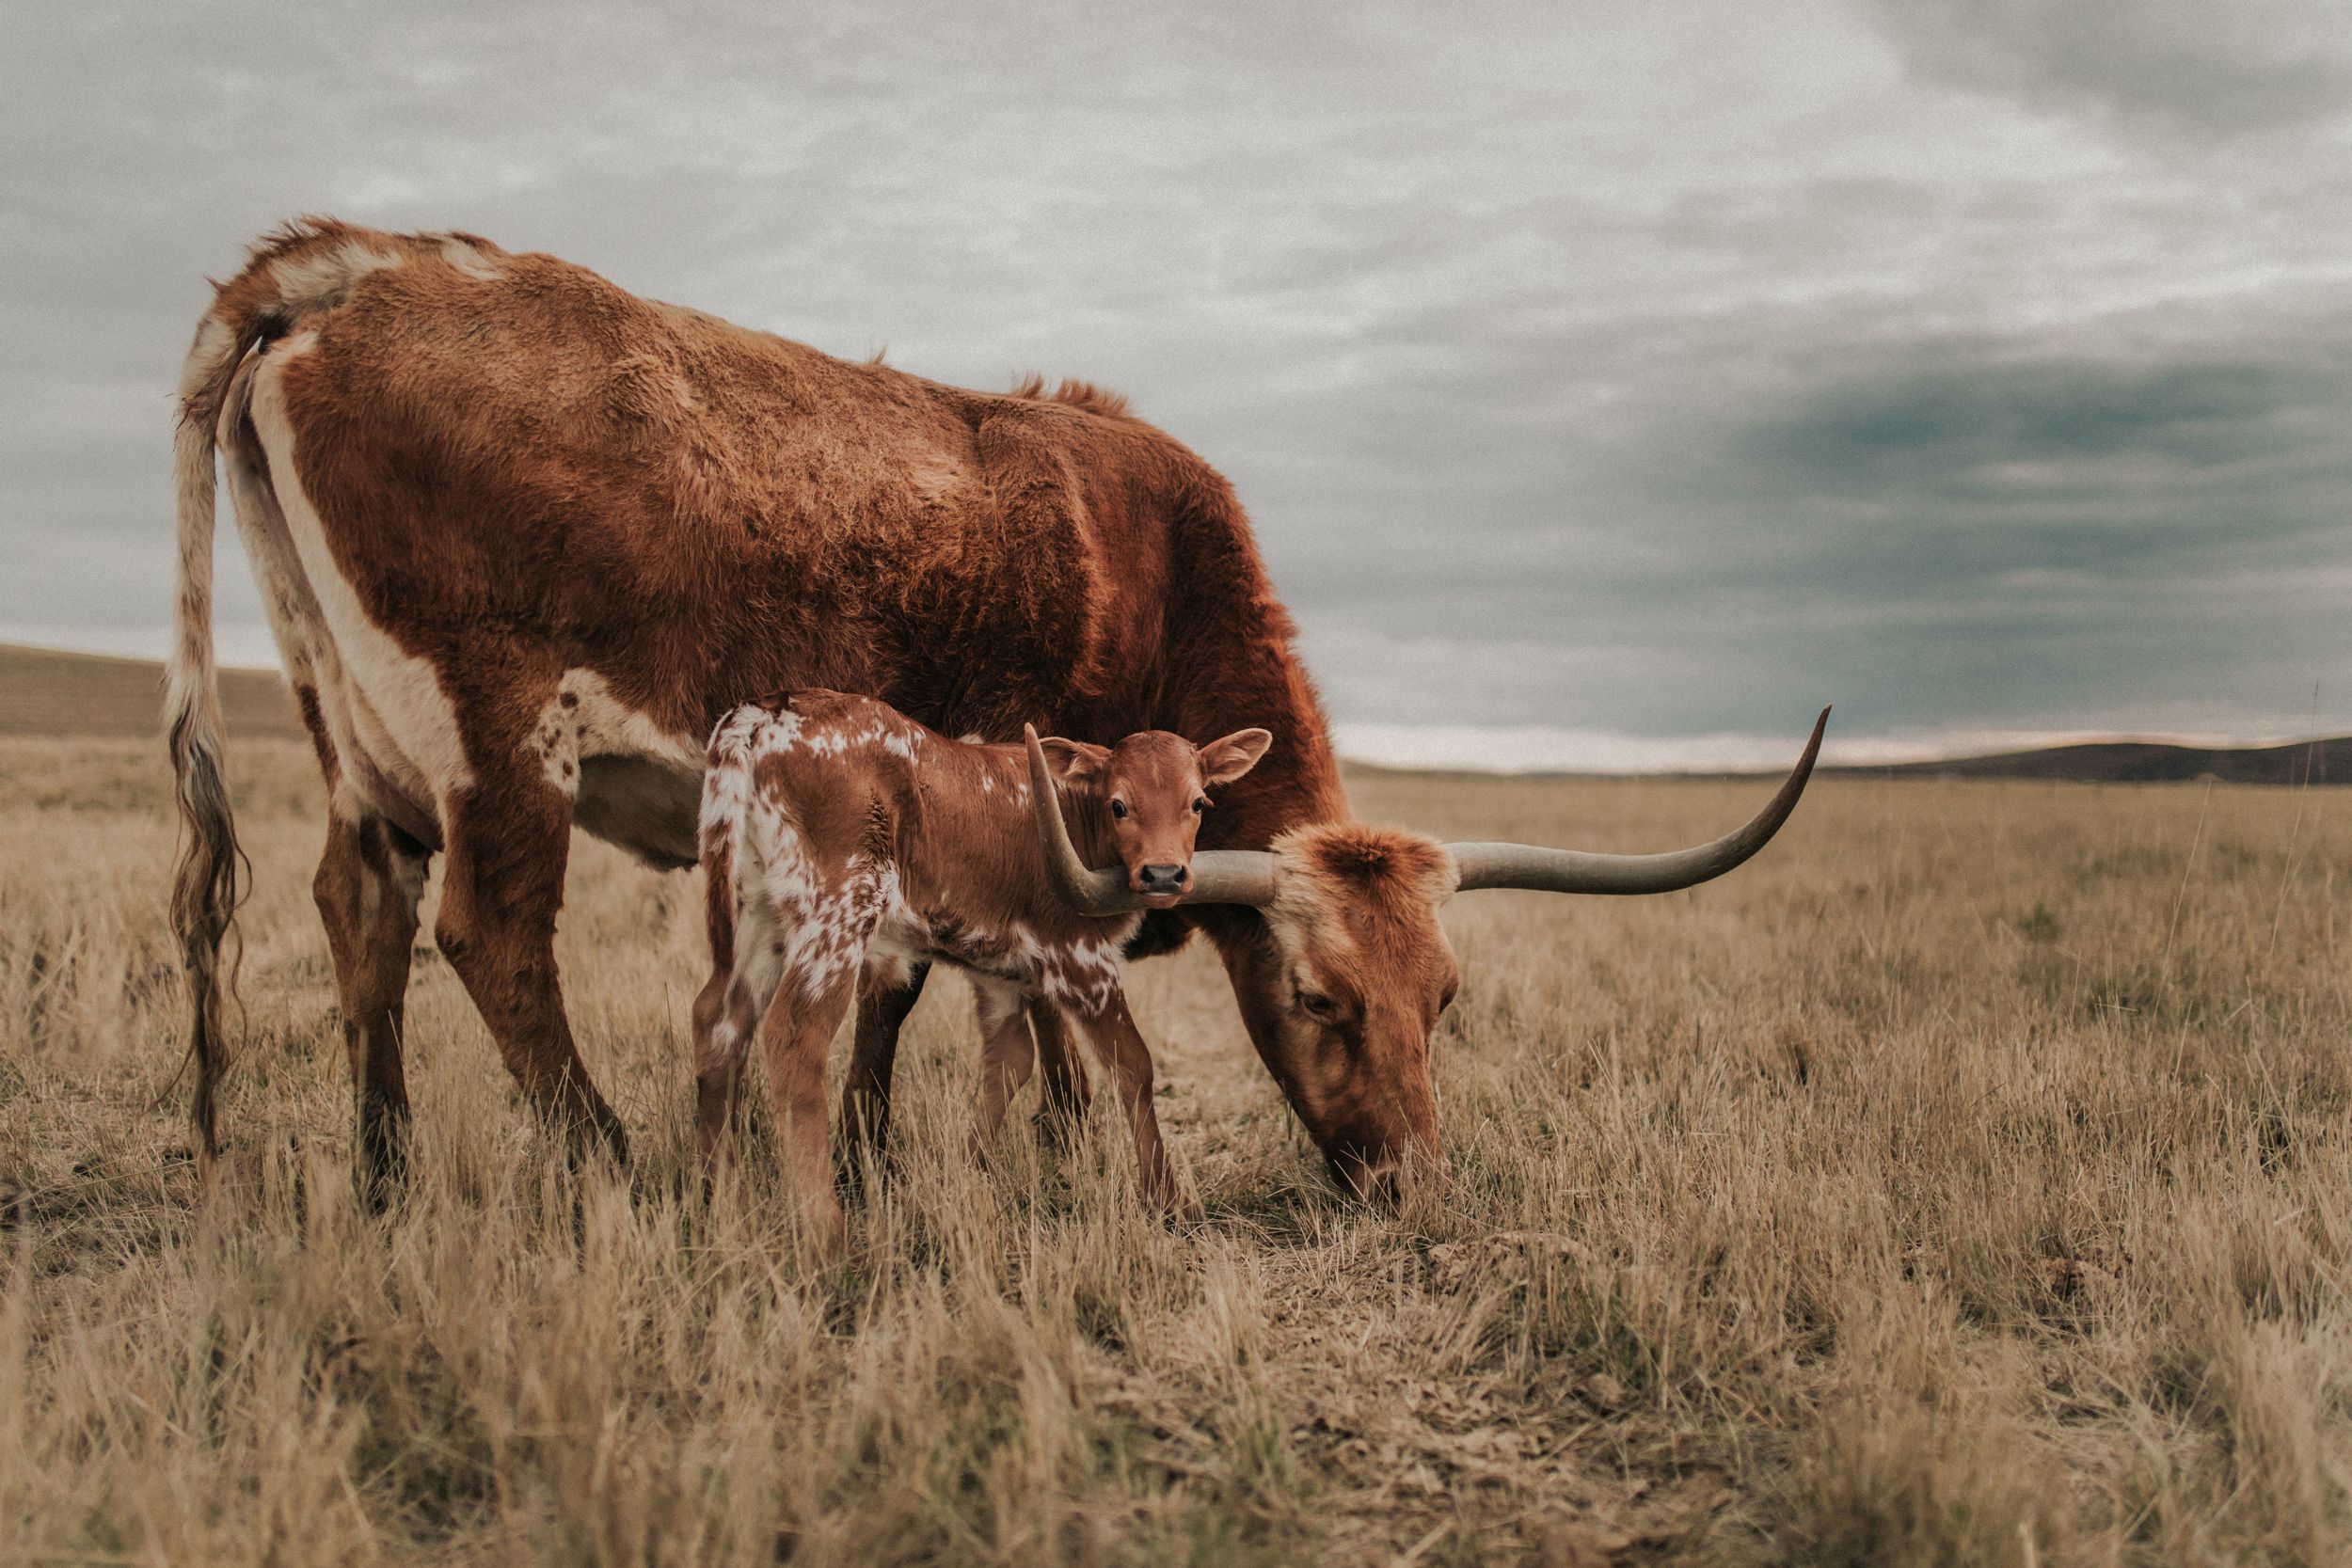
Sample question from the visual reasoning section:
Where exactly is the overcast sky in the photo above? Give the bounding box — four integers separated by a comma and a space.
6, 1, 2349, 768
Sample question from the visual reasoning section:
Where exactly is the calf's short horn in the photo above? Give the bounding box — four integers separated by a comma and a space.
1025, 725, 1277, 914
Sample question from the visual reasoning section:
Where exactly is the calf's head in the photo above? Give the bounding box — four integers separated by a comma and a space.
1029, 726, 1273, 909
1027, 708, 1831, 1201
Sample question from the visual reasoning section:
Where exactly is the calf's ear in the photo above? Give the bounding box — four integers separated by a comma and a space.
1198, 728, 1274, 787
1036, 736, 1109, 784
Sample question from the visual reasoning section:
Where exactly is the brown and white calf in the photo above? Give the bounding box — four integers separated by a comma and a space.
691, 689, 1270, 1241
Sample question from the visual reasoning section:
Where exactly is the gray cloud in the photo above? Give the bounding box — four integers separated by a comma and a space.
3, 0, 2350, 766
1863, 0, 2352, 135
1742, 356, 2333, 497
1258, 269, 2352, 742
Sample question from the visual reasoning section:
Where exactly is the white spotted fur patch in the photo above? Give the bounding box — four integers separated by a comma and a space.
271, 241, 403, 317
437, 235, 504, 282
532, 668, 703, 798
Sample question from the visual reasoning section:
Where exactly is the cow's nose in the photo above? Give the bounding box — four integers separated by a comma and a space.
1137, 863, 1188, 895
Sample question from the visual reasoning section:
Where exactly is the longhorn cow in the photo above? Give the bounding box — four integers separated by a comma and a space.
167, 218, 1824, 1201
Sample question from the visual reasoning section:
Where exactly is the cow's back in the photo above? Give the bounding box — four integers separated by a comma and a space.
243, 224, 1180, 745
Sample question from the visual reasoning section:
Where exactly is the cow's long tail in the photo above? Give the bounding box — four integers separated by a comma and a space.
167, 312, 250, 1163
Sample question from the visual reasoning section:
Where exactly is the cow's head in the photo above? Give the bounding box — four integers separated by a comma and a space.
1027, 709, 1830, 1201
1028, 726, 1272, 909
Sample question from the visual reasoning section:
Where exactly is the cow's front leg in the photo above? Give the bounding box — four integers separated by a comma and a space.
433, 772, 626, 1164
313, 807, 430, 1204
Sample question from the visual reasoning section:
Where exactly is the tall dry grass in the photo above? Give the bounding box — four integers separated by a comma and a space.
3, 736, 2349, 1564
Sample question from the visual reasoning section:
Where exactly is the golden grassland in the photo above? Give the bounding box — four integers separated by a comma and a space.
4, 735, 2350, 1565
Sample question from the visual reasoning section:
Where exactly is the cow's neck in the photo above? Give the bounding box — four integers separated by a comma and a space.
1169, 644, 1349, 856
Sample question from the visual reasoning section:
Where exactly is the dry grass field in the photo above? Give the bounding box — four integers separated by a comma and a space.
5, 733, 2350, 1565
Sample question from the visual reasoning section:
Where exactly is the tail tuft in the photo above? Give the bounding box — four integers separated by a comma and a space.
166, 318, 250, 1161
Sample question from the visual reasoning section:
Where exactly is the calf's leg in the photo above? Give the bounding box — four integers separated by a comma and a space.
839, 961, 929, 1179
691, 948, 782, 1181
756, 964, 863, 1251
1073, 991, 1197, 1219
1027, 1000, 1091, 1148
969, 981, 1037, 1158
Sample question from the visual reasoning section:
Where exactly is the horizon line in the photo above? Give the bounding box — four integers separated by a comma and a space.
3, 634, 2335, 778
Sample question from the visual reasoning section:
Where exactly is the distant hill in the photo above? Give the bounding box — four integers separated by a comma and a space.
1825, 737, 2349, 786
4, 641, 2343, 785
0, 641, 303, 740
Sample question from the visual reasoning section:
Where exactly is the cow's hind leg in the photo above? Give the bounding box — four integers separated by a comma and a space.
839, 962, 929, 1183
434, 774, 627, 1164
313, 811, 429, 1203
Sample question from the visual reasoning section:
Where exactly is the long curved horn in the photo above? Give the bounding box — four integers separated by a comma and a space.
1448, 706, 1829, 895
1025, 726, 1278, 913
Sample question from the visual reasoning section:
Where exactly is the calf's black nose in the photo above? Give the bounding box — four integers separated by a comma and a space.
1138, 863, 1188, 894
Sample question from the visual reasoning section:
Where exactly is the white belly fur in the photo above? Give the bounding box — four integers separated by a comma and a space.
250, 336, 474, 824
533, 673, 703, 793
539, 671, 707, 866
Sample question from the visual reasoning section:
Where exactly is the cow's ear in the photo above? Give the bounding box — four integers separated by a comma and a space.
1037, 736, 1108, 784
1198, 728, 1273, 787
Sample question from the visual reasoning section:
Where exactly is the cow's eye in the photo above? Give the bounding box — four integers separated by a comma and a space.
1109, 799, 1128, 819
1297, 989, 1342, 1023
1191, 797, 1208, 815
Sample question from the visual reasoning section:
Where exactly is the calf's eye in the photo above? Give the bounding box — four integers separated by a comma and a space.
1109, 799, 1128, 819
1192, 797, 1208, 815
